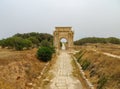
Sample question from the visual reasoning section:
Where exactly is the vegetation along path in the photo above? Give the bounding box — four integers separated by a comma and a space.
35, 50, 85, 89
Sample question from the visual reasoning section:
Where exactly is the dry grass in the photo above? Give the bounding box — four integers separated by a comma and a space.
71, 59, 88, 89
83, 43, 120, 55
75, 43, 120, 89
33, 53, 57, 89
0, 48, 46, 89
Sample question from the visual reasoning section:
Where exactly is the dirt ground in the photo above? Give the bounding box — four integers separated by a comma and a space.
82, 43, 120, 55
0, 43, 120, 89
0, 48, 46, 89
74, 43, 120, 89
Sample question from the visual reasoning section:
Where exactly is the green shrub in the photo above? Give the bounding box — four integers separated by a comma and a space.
107, 37, 120, 44
0, 32, 53, 50
74, 37, 120, 45
97, 76, 108, 89
81, 59, 91, 70
49, 46, 55, 53
37, 47, 53, 62
77, 50, 86, 62
0, 37, 32, 50
40, 40, 51, 47
13, 37, 32, 50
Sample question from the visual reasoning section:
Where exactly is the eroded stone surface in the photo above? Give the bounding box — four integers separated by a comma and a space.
49, 51, 83, 89
53, 27, 74, 50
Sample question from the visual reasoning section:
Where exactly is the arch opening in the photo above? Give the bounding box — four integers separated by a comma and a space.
60, 38, 68, 50
53, 27, 74, 50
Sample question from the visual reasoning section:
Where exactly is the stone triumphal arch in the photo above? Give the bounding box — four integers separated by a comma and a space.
53, 27, 74, 50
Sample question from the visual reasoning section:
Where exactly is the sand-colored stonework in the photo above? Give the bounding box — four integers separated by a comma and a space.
53, 27, 74, 50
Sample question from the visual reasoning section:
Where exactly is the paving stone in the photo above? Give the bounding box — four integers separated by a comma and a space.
49, 51, 83, 89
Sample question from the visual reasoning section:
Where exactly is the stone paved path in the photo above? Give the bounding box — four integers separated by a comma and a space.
49, 51, 83, 89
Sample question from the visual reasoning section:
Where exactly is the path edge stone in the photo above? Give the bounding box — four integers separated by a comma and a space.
72, 55, 94, 89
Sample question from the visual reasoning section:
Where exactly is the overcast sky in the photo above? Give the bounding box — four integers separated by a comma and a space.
0, 0, 120, 40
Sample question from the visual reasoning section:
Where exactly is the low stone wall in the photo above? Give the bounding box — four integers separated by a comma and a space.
72, 56, 94, 89
36, 62, 50, 79
26, 53, 57, 88
26, 62, 50, 88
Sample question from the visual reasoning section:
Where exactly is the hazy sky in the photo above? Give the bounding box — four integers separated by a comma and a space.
0, 0, 120, 40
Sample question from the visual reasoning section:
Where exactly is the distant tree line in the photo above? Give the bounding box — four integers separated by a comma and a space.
74, 37, 120, 45
0, 32, 53, 50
